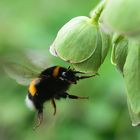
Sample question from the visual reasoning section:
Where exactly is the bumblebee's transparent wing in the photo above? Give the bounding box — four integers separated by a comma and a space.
25, 49, 51, 70
2, 48, 52, 85
4, 62, 39, 85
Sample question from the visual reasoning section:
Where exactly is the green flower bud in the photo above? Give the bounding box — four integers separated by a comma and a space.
123, 40, 140, 126
50, 16, 98, 64
50, 0, 110, 73
50, 16, 110, 73
100, 0, 140, 39
111, 34, 128, 73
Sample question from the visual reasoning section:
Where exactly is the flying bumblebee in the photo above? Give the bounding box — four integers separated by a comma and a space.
4, 58, 97, 129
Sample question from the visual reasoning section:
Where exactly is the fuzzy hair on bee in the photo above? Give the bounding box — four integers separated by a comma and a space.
4, 63, 97, 129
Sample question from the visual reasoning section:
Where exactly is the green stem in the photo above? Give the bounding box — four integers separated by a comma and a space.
91, 0, 109, 24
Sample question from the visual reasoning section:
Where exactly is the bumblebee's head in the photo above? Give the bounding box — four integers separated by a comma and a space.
59, 68, 77, 84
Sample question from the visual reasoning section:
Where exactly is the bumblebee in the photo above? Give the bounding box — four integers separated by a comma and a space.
4, 63, 96, 128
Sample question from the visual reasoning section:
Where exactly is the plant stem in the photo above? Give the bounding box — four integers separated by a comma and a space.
91, 0, 109, 24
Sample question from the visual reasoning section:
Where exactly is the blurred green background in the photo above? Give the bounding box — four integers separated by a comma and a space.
0, 0, 139, 140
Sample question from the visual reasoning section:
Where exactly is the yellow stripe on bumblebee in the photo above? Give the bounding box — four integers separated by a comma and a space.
52, 66, 60, 77
28, 78, 41, 96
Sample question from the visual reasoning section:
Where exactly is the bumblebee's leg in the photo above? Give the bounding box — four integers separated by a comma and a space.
62, 92, 89, 99
51, 99, 56, 115
33, 111, 43, 130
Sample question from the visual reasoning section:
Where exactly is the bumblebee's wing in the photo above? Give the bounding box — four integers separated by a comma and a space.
4, 62, 39, 86
25, 49, 51, 70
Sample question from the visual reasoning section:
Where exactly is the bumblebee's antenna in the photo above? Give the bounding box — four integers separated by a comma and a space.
65, 66, 71, 73
68, 66, 70, 69
67, 66, 77, 72
67, 66, 71, 71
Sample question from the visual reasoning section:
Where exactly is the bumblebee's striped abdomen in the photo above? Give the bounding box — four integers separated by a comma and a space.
28, 78, 41, 96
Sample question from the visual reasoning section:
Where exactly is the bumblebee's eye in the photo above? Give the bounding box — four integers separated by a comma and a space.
62, 72, 66, 77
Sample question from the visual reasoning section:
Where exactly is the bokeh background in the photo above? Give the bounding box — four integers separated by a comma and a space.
0, 0, 140, 140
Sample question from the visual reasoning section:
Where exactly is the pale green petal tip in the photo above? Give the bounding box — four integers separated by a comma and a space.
128, 99, 140, 127
132, 122, 140, 127
49, 43, 58, 57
